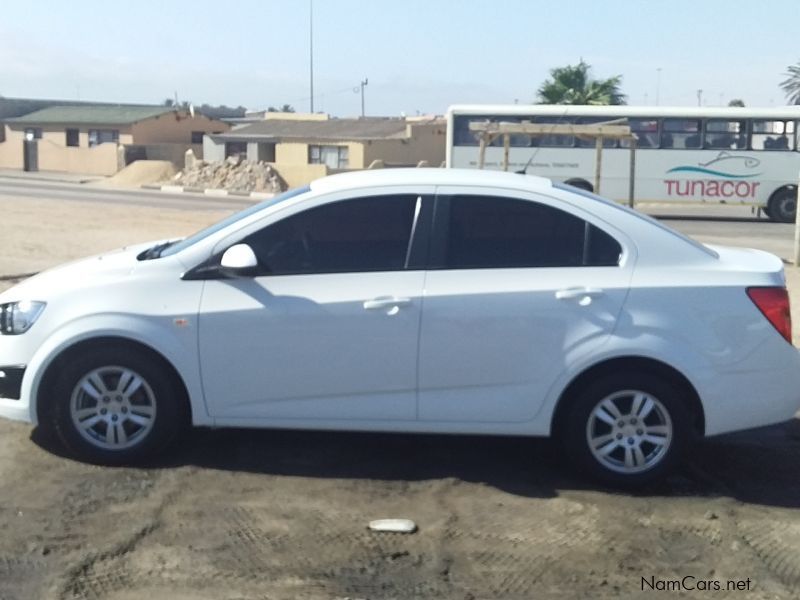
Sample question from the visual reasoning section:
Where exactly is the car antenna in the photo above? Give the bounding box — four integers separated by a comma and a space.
516, 154, 535, 175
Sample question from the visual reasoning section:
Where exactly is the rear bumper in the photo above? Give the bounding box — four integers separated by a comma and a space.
700, 360, 800, 436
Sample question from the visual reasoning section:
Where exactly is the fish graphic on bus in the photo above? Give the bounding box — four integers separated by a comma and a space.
667, 151, 762, 179
700, 151, 760, 170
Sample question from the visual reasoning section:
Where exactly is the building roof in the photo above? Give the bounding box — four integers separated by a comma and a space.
212, 117, 426, 142
5, 105, 177, 126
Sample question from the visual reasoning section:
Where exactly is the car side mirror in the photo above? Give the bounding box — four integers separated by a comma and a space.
219, 244, 259, 277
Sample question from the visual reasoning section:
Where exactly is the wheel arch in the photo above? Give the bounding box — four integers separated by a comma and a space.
36, 336, 192, 427
563, 178, 594, 192
550, 356, 705, 439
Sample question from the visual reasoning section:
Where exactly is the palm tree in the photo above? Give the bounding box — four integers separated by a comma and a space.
537, 60, 626, 105
780, 61, 800, 105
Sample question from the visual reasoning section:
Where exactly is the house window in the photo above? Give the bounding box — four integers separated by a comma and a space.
225, 142, 247, 158
88, 129, 119, 147
66, 128, 80, 147
24, 127, 42, 141
191, 131, 204, 144
308, 145, 349, 168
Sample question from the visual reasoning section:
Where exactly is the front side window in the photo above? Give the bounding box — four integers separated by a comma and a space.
243, 195, 418, 275
88, 129, 119, 147
442, 195, 621, 269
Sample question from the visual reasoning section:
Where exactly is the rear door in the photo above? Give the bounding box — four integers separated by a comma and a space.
418, 187, 633, 423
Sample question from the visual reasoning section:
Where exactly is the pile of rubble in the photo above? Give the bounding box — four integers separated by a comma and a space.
171, 156, 287, 193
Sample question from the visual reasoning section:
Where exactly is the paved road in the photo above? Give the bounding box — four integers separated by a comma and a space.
0, 176, 254, 212
0, 177, 795, 261
640, 203, 795, 262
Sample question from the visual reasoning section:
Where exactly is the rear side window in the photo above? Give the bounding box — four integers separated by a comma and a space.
442, 195, 621, 269
244, 194, 418, 275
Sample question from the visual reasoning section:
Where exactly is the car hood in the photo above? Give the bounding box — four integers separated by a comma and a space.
0, 240, 167, 303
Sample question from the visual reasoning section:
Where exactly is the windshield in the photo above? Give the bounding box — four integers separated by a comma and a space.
158, 185, 311, 258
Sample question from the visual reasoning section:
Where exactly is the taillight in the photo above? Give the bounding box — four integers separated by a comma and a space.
747, 287, 792, 344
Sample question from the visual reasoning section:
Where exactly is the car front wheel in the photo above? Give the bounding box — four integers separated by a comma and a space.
50, 345, 186, 464
562, 373, 691, 486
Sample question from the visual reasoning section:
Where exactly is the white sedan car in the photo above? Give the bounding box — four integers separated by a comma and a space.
0, 169, 798, 485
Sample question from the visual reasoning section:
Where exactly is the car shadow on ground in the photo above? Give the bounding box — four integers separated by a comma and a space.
31, 419, 800, 506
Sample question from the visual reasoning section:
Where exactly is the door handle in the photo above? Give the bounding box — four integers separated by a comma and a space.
555, 287, 605, 301
363, 296, 412, 310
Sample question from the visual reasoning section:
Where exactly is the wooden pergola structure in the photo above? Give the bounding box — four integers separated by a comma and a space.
469, 119, 639, 207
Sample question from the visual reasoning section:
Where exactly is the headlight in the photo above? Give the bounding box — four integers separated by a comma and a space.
0, 301, 46, 335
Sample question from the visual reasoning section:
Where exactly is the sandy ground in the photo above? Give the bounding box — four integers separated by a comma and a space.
1, 195, 800, 598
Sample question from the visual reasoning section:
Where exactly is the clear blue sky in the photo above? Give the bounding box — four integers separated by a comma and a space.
3, 0, 798, 116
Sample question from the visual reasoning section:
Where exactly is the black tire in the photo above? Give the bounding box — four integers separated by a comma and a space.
49, 345, 187, 465
564, 178, 594, 192
561, 372, 691, 487
767, 187, 797, 223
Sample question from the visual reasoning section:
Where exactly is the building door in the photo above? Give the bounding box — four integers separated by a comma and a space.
23, 140, 38, 172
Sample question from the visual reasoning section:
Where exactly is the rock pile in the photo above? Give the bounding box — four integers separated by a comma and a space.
171, 156, 287, 193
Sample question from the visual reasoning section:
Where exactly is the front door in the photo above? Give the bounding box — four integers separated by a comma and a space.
198, 193, 427, 421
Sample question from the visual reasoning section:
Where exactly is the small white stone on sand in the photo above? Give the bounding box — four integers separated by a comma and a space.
368, 519, 417, 533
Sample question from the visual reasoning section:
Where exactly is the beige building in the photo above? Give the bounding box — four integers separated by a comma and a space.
203, 114, 446, 187
0, 105, 230, 175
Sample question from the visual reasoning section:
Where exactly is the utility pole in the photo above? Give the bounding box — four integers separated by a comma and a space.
360, 78, 368, 117
309, 0, 314, 113
697, 89, 703, 106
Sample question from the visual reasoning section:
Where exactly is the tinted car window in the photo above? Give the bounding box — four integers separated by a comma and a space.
443, 195, 621, 269
243, 195, 418, 275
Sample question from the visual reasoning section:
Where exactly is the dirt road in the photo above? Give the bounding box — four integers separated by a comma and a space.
1, 194, 800, 599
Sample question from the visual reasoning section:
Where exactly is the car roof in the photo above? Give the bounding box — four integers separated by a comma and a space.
309, 167, 553, 193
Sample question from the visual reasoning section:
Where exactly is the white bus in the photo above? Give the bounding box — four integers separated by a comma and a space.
446, 104, 800, 222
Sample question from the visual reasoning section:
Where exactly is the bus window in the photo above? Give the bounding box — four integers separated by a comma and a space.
752, 120, 795, 151
452, 116, 481, 147
532, 116, 575, 147
576, 117, 618, 148
621, 118, 659, 148
662, 119, 701, 149
705, 120, 747, 150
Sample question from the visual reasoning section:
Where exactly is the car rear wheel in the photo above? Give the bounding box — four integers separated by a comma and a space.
50, 346, 186, 464
562, 373, 691, 486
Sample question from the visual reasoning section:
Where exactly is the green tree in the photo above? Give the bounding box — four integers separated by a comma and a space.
268, 104, 295, 113
536, 60, 626, 105
728, 99, 745, 107
780, 61, 800, 105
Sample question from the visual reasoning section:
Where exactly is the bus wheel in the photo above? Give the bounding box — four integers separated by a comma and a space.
564, 178, 594, 192
767, 186, 798, 223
